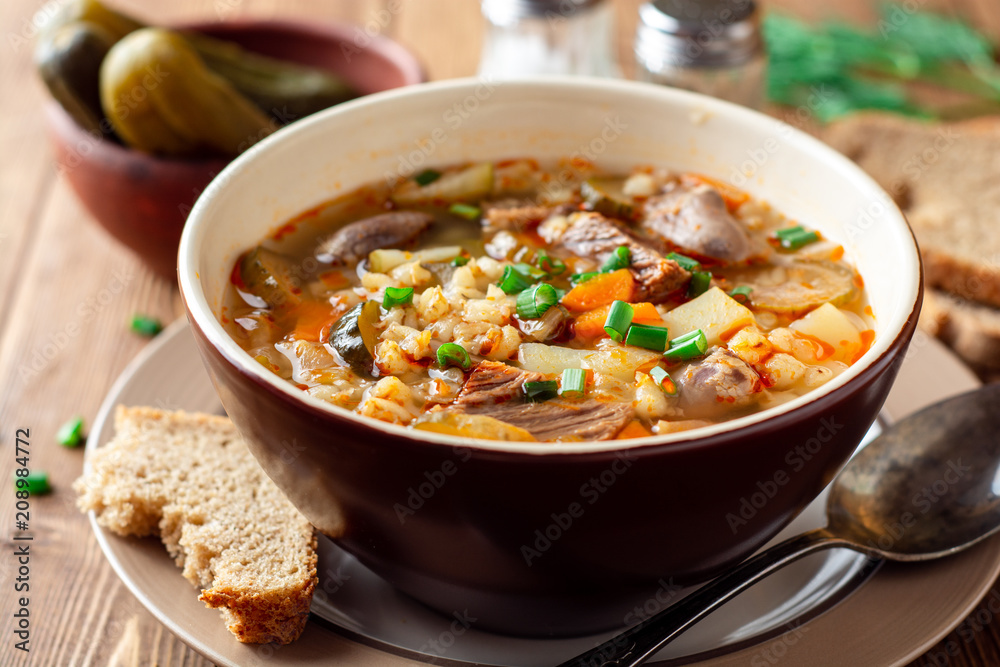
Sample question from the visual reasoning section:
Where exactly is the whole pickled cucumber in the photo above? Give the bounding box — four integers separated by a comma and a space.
35, 21, 117, 135
100, 28, 275, 156
44, 0, 357, 125
41, 0, 143, 42
183, 33, 358, 122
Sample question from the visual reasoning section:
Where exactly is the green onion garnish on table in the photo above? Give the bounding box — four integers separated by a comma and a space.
650, 366, 678, 395
664, 329, 708, 361
601, 245, 631, 272
56, 415, 84, 447
17, 470, 51, 496
436, 342, 470, 370
666, 252, 702, 272
524, 380, 559, 401
130, 314, 163, 337
516, 283, 558, 319
625, 323, 669, 352
774, 225, 820, 250
382, 286, 414, 309
559, 368, 587, 397
687, 271, 712, 299
448, 203, 481, 219
604, 300, 634, 342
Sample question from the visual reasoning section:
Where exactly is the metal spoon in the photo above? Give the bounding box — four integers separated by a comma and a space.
559, 382, 1000, 667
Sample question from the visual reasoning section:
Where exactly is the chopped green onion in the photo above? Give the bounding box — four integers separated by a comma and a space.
570, 271, 600, 286
130, 314, 163, 337
414, 169, 441, 186
449, 203, 481, 219
536, 251, 566, 277
382, 286, 414, 309
523, 380, 559, 401
774, 225, 820, 250
16, 470, 51, 496
666, 252, 702, 271
601, 245, 631, 272
625, 323, 669, 352
517, 283, 558, 319
604, 300, 634, 342
650, 366, 678, 396
560, 368, 587, 397
514, 262, 547, 279
436, 342, 471, 370
498, 265, 534, 294
56, 415, 84, 448
664, 329, 708, 361
729, 285, 753, 304
451, 255, 470, 267
687, 271, 712, 299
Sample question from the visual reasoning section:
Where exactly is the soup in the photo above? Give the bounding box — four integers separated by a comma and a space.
221, 159, 873, 442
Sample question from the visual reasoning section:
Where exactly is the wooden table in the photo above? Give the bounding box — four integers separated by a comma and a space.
3, 1, 1000, 665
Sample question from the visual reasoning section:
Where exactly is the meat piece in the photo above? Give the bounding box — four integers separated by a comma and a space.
549, 212, 690, 302
676, 348, 764, 418
316, 211, 433, 265
463, 399, 633, 442
453, 361, 633, 441
482, 199, 556, 231
454, 360, 544, 408
642, 184, 756, 264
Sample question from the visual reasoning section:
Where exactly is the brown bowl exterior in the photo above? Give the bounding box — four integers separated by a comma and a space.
188, 297, 920, 636
44, 20, 424, 280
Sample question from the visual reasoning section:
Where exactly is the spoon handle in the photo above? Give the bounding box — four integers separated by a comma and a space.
557, 528, 851, 667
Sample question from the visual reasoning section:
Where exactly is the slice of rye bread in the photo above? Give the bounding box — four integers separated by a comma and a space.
74, 406, 317, 644
823, 112, 1000, 309
920, 288, 1000, 372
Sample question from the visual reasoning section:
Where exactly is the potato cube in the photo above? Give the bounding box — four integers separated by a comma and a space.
789, 303, 861, 363
660, 287, 755, 347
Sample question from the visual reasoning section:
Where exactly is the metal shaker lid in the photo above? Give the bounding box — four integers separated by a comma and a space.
482, 0, 606, 25
636, 0, 762, 68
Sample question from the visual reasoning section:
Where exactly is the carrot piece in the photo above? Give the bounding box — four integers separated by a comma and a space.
683, 174, 750, 213
572, 302, 663, 340
561, 269, 636, 311
617, 420, 652, 440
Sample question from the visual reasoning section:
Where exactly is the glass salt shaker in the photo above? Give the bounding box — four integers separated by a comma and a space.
478, 0, 621, 79
634, 0, 766, 109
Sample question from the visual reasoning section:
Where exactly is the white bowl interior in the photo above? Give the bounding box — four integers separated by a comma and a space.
179, 77, 919, 454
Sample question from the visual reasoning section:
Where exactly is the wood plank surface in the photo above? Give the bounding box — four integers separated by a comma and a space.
1, 1, 999, 666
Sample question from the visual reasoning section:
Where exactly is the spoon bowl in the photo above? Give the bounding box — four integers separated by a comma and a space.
829, 383, 1000, 560
562, 382, 1000, 667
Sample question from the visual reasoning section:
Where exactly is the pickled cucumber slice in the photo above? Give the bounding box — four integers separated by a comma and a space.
391, 163, 494, 205
728, 259, 858, 313
414, 412, 536, 441
239, 246, 302, 308
328, 301, 380, 378
581, 178, 635, 220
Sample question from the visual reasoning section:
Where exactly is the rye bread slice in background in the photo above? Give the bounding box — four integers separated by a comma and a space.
921, 288, 1000, 372
75, 406, 317, 645
823, 112, 1000, 308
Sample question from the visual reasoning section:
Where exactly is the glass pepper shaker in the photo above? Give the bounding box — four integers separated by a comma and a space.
634, 0, 766, 109
478, 0, 621, 79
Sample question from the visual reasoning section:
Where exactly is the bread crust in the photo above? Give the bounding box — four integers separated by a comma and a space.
75, 406, 318, 645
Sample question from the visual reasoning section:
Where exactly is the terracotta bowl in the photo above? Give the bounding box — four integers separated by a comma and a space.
178, 78, 921, 636
44, 19, 425, 280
